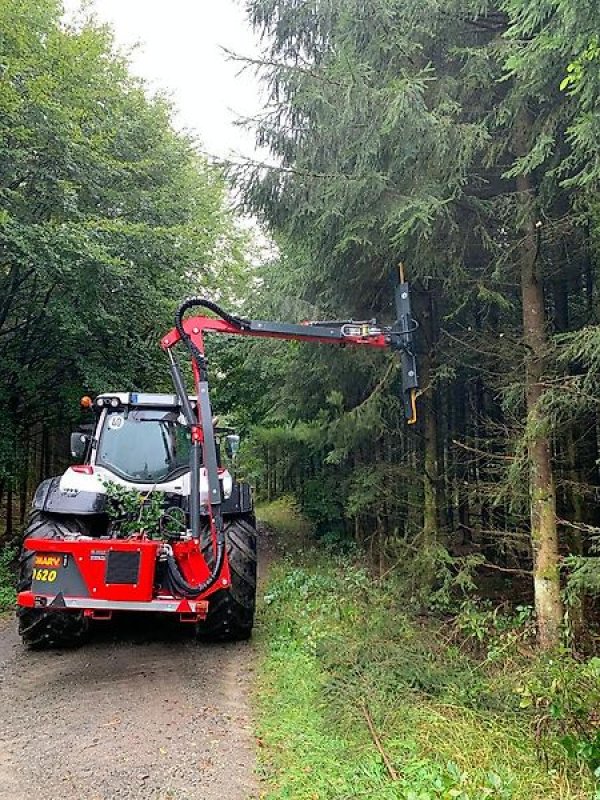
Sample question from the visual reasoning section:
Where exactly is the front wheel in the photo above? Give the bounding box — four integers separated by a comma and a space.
17, 511, 89, 649
196, 515, 257, 642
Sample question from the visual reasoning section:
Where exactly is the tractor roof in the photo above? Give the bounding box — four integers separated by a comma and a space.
96, 392, 195, 408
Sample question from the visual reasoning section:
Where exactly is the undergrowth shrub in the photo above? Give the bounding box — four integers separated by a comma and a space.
517, 654, 600, 778
0, 545, 17, 611
452, 599, 536, 660
257, 553, 596, 799
301, 476, 347, 539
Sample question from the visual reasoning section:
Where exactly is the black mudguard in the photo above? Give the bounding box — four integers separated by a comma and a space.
32, 477, 107, 516
220, 482, 253, 516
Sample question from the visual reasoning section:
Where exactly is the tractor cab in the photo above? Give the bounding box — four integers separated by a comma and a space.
66, 393, 237, 502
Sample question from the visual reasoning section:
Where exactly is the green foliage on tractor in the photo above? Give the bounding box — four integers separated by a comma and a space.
103, 483, 170, 539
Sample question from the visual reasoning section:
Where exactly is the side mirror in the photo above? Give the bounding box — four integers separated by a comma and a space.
225, 434, 241, 460
70, 432, 91, 461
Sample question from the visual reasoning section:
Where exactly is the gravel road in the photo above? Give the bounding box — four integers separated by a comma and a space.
0, 600, 262, 800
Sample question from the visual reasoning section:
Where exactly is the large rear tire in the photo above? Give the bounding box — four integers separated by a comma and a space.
196, 515, 257, 642
17, 511, 89, 649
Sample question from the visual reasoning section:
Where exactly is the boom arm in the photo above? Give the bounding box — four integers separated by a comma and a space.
161, 283, 419, 417
160, 277, 419, 596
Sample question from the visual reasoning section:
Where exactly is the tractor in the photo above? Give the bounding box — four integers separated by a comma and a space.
16, 275, 418, 648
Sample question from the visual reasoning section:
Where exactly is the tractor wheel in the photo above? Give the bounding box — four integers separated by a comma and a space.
17, 511, 89, 649
197, 515, 257, 642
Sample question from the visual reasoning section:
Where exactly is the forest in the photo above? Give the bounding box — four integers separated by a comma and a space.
226, 0, 600, 654
1, 1, 600, 797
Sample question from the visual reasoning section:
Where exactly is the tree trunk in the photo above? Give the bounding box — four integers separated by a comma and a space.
39, 425, 49, 482
418, 333, 438, 552
517, 172, 562, 649
423, 377, 438, 551
19, 429, 30, 526
417, 288, 443, 562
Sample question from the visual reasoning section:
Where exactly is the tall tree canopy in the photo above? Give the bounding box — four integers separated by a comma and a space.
0, 0, 247, 532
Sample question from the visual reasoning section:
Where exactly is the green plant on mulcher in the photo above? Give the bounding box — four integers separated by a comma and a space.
103, 482, 172, 538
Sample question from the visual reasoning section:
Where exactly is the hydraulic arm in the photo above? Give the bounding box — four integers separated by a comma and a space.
161, 274, 419, 596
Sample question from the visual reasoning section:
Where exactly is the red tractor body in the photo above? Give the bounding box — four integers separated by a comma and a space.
16, 536, 231, 620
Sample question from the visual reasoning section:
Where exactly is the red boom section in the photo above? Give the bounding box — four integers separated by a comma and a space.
161, 315, 390, 352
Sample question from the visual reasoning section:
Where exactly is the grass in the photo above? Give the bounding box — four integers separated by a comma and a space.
257, 495, 314, 543
0, 545, 17, 611
254, 499, 595, 800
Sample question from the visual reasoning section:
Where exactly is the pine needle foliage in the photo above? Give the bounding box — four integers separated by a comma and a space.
236, 0, 600, 645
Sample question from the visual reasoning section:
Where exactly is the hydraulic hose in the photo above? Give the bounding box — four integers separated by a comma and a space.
163, 537, 226, 600
174, 297, 250, 364
168, 298, 240, 599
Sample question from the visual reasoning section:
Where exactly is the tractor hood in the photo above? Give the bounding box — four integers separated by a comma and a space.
59, 465, 233, 503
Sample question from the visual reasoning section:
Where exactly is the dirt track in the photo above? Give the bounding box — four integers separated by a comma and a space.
0, 551, 267, 800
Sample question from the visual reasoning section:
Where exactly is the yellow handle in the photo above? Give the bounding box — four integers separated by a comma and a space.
407, 389, 417, 425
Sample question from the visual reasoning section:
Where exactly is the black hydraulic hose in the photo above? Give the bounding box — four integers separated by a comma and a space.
174, 297, 250, 364
164, 541, 225, 599
175, 296, 249, 330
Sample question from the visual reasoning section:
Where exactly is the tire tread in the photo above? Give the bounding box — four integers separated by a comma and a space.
196, 515, 257, 642
17, 511, 89, 649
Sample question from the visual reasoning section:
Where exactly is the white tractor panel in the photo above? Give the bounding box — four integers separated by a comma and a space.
59, 466, 233, 504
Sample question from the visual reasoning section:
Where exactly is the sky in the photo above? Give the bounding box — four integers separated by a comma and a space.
63, 0, 266, 162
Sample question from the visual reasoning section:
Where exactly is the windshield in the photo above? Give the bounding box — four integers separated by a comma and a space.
97, 409, 191, 483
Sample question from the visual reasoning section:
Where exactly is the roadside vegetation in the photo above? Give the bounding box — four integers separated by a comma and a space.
256, 500, 598, 800
0, 547, 16, 612
224, 0, 600, 657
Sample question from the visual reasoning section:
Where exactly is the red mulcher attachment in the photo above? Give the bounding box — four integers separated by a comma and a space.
16, 536, 232, 622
